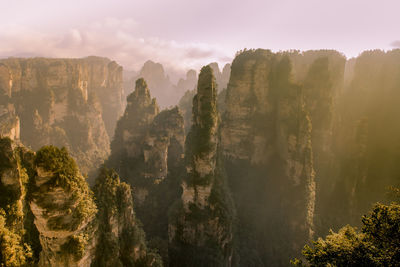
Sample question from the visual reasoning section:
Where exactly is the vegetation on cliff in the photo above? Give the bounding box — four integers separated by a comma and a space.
108, 78, 185, 264
169, 65, 236, 267
93, 167, 163, 267
0, 138, 40, 266
33, 146, 97, 231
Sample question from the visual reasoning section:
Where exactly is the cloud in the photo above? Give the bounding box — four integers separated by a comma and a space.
0, 18, 233, 76
390, 40, 400, 48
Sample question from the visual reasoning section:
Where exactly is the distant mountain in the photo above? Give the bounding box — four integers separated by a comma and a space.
0, 56, 124, 180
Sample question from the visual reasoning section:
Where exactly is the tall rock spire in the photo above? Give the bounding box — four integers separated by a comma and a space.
169, 65, 235, 267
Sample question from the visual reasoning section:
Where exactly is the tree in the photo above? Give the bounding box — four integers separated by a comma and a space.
292, 201, 400, 266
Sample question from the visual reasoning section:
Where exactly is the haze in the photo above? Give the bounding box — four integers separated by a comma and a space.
1, 0, 400, 76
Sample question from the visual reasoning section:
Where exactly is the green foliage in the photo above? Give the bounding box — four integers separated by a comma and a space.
35, 146, 78, 183
93, 167, 163, 267
293, 202, 400, 266
0, 213, 33, 267
34, 146, 97, 231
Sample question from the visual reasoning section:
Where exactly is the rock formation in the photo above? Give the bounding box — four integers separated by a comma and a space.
176, 70, 197, 95
208, 62, 231, 92
92, 167, 162, 267
178, 64, 231, 136
318, 49, 400, 233
169, 66, 235, 267
0, 57, 124, 180
0, 138, 39, 267
108, 78, 185, 263
178, 89, 196, 135
0, 105, 20, 141
220, 49, 345, 265
30, 146, 97, 266
0, 138, 160, 267
125, 61, 178, 108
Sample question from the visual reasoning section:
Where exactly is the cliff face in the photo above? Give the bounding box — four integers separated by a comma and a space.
0, 57, 124, 179
0, 105, 20, 141
318, 49, 400, 232
109, 78, 184, 263
30, 146, 97, 267
109, 78, 160, 185
0, 138, 39, 267
220, 49, 345, 265
178, 64, 231, 136
208, 62, 231, 92
0, 139, 159, 267
92, 167, 162, 267
169, 66, 235, 267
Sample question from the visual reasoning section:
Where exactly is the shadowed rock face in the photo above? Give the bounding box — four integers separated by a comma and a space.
110, 78, 185, 190
92, 167, 163, 267
318, 49, 400, 234
108, 78, 185, 263
169, 65, 235, 267
109, 78, 160, 180
220, 49, 345, 265
0, 56, 124, 179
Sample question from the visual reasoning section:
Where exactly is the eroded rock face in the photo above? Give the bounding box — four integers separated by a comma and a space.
30, 146, 97, 267
0, 139, 160, 267
0, 138, 39, 267
92, 167, 162, 267
110, 78, 185, 198
0, 57, 124, 179
108, 78, 184, 263
109, 78, 160, 181
0, 105, 20, 141
169, 66, 235, 267
317, 49, 400, 234
220, 49, 345, 265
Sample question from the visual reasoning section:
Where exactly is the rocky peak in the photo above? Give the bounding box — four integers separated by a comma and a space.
208, 62, 231, 91
187, 65, 218, 180
110, 77, 184, 191
169, 65, 235, 267
111, 78, 159, 162
133, 60, 177, 108
140, 60, 167, 81
108, 79, 184, 263
127, 78, 154, 108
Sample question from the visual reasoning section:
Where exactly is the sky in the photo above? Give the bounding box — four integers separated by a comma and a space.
1, 0, 400, 78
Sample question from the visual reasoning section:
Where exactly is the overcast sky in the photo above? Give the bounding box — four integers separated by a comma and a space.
1, 0, 399, 76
